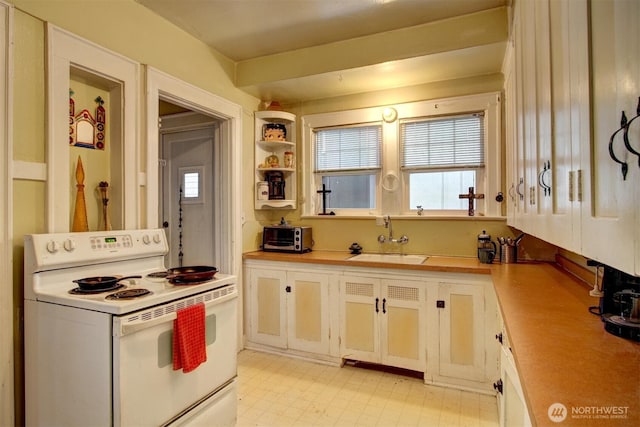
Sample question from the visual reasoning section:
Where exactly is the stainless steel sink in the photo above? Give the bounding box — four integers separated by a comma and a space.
347, 253, 427, 265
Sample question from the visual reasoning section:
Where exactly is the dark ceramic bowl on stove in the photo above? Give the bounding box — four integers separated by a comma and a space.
73, 275, 141, 291
166, 266, 218, 282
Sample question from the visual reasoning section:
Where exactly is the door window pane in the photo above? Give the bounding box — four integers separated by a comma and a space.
183, 172, 199, 198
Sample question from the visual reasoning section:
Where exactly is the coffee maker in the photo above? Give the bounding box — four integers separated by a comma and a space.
598, 264, 640, 341
264, 171, 285, 200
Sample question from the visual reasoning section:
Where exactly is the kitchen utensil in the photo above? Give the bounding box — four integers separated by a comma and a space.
73, 275, 142, 291
500, 244, 518, 264
166, 266, 218, 282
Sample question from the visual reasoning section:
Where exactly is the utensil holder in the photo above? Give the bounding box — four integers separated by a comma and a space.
500, 244, 518, 263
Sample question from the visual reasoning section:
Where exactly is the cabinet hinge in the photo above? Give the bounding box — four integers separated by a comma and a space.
529, 186, 535, 205
577, 169, 583, 202
568, 170, 575, 202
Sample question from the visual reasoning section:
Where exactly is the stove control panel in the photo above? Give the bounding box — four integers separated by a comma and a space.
25, 229, 168, 270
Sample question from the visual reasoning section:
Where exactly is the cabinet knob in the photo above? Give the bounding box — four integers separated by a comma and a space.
285, 285, 291, 293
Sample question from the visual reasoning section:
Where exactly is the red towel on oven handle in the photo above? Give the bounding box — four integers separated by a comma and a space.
172, 303, 207, 373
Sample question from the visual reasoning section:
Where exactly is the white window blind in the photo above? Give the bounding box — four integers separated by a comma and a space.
315, 125, 381, 172
401, 113, 485, 170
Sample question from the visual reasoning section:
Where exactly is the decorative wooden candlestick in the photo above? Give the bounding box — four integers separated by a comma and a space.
71, 156, 89, 232
98, 181, 111, 231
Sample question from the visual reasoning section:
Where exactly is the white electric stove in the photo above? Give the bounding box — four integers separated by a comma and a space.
24, 229, 238, 427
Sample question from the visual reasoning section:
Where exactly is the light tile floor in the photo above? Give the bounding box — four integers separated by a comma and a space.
237, 350, 499, 427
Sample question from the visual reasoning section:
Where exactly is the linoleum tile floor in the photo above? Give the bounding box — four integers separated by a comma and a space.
237, 350, 499, 427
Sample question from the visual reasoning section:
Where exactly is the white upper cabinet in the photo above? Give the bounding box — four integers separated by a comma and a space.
582, 0, 639, 275
506, 0, 639, 275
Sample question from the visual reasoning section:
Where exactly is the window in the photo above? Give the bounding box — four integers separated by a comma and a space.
401, 114, 485, 211
302, 93, 501, 217
179, 166, 204, 204
314, 125, 381, 210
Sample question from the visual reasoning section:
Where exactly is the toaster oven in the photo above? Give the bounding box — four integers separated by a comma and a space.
262, 226, 313, 253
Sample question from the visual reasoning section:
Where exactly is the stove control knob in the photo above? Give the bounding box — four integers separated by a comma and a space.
152, 234, 161, 244
142, 234, 151, 245
63, 238, 76, 252
46, 240, 60, 254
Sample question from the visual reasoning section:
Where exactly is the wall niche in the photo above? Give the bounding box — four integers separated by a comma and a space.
47, 25, 140, 232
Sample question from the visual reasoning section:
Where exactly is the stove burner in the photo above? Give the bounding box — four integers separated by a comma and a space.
106, 288, 152, 300
70, 284, 125, 295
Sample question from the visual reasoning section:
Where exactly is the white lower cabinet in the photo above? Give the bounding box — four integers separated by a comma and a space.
495, 309, 531, 426
425, 276, 498, 392
246, 265, 331, 355
244, 260, 498, 392
339, 275, 426, 372
435, 282, 486, 382
498, 346, 531, 427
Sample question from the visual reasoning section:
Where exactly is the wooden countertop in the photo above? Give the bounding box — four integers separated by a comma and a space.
242, 251, 640, 426
491, 263, 639, 427
243, 250, 492, 274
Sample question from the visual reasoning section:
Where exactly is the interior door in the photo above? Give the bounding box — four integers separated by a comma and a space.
161, 126, 215, 267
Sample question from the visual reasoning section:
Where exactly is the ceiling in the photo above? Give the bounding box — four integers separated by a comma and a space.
136, 0, 510, 103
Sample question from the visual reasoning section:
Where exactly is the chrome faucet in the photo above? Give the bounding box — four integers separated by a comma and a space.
377, 215, 409, 244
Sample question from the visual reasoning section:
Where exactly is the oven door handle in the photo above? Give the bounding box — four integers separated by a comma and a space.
115, 288, 237, 337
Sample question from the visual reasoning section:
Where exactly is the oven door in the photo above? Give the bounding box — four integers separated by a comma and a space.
112, 285, 238, 426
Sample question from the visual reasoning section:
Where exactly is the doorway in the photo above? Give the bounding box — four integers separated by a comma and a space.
160, 112, 218, 268
144, 66, 242, 293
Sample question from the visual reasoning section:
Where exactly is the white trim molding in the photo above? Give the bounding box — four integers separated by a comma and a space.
12, 161, 46, 181
0, 2, 13, 425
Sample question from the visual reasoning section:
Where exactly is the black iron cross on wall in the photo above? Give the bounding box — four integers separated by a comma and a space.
458, 186, 484, 216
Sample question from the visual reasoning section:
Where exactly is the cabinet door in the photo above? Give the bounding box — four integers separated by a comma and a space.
511, 1, 528, 230
287, 272, 330, 355
582, 0, 639, 275
499, 347, 532, 427
339, 276, 380, 364
543, 0, 582, 251
437, 282, 485, 382
380, 279, 426, 372
504, 37, 519, 223
248, 268, 287, 348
